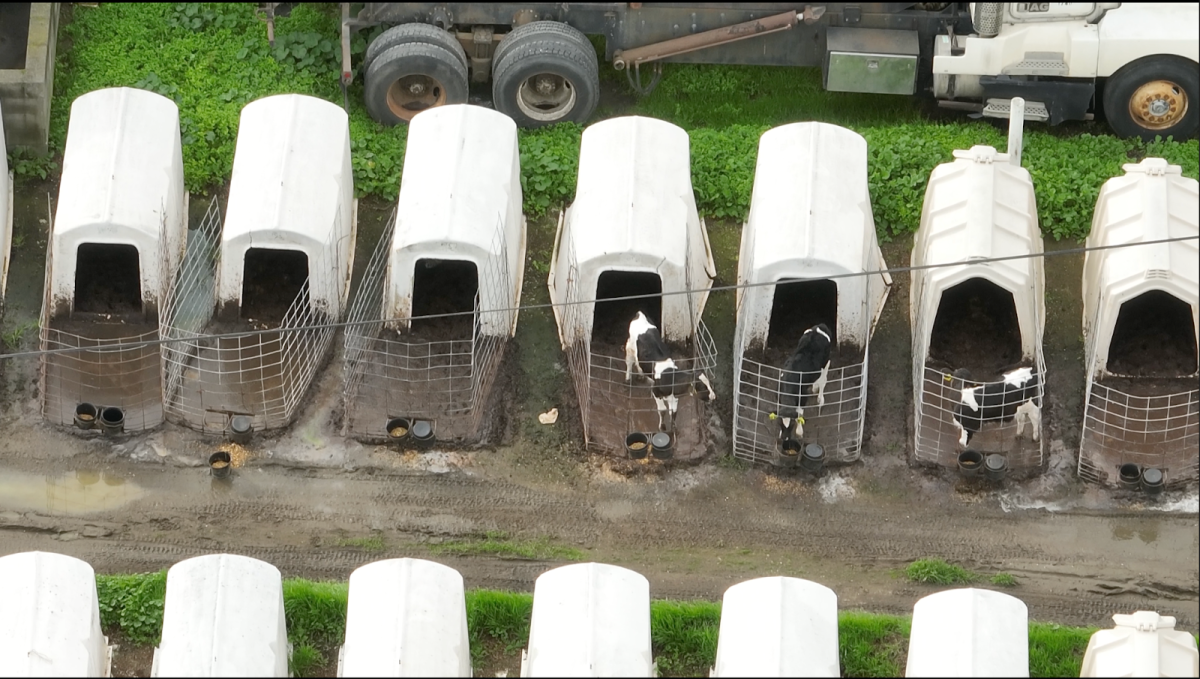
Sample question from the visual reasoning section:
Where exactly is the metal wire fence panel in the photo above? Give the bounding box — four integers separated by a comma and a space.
913, 362, 1046, 472
1079, 379, 1199, 488
161, 202, 339, 434
733, 353, 867, 466
342, 212, 512, 444
39, 325, 164, 431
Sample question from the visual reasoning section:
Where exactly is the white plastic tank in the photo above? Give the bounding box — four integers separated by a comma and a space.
0, 551, 112, 677
905, 588, 1028, 677
152, 554, 289, 677
338, 558, 471, 677
521, 562, 654, 677
711, 576, 839, 677
1080, 611, 1199, 677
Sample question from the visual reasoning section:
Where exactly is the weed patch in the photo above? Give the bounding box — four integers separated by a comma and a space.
905, 558, 977, 585
991, 572, 1019, 587
337, 535, 385, 552
430, 530, 585, 561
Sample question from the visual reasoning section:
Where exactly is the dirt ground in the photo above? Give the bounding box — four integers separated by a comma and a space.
1, 184, 1198, 678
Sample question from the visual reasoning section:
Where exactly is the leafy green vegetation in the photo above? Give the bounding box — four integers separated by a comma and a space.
430, 530, 585, 561
31, 2, 1197, 244
991, 572, 1019, 587
905, 558, 978, 585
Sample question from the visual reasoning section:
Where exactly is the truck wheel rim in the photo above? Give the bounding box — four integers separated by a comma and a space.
387, 74, 447, 120
516, 74, 576, 122
1129, 80, 1188, 130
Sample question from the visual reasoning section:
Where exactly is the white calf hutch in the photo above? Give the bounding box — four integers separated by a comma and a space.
0, 551, 112, 677
343, 104, 523, 444
338, 558, 472, 677
732, 122, 890, 468
521, 562, 654, 677
1080, 611, 1200, 678
40, 87, 187, 433
160, 94, 356, 434
152, 554, 290, 677
1078, 158, 1199, 490
0, 102, 11, 319
906, 588, 1030, 678
711, 577, 840, 678
548, 116, 717, 460
910, 142, 1046, 475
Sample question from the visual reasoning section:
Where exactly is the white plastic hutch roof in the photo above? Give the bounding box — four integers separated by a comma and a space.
0, 551, 111, 677
521, 562, 654, 677
711, 576, 839, 678
549, 116, 715, 346
217, 94, 356, 319
50, 87, 186, 318
152, 554, 289, 678
1, 101, 11, 312
906, 588, 1029, 678
910, 145, 1045, 364
385, 104, 526, 336
338, 558, 471, 677
1083, 158, 1199, 378
736, 122, 891, 351
1080, 611, 1199, 678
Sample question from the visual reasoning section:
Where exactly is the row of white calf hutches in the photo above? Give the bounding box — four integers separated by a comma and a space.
1, 102, 12, 319
0, 551, 112, 677
40, 87, 188, 434
343, 104, 524, 444
1078, 158, 1199, 490
910, 123, 1046, 478
732, 122, 891, 470
159, 93, 356, 435
548, 116, 717, 460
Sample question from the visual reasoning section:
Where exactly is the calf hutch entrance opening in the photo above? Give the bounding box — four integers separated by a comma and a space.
592, 271, 662, 346
342, 104, 525, 445
160, 94, 356, 435
733, 122, 890, 468
40, 87, 188, 434
1079, 159, 1199, 489
928, 278, 1022, 377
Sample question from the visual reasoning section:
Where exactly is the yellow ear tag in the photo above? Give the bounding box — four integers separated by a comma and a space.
768, 413, 778, 421
943, 374, 953, 382
798, 417, 805, 425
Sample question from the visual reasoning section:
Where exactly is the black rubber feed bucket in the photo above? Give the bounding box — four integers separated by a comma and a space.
228, 415, 253, 444
957, 450, 983, 477
650, 432, 674, 460
99, 407, 125, 435
74, 403, 98, 430
209, 451, 232, 478
1141, 467, 1165, 496
800, 443, 825, 473
984, 453, 1009, 482
625, 432, 649, 459
410, 420, 435, 446
778, 438, 802, 468
1118, 463, 1142, 490
386, 417, 412, 442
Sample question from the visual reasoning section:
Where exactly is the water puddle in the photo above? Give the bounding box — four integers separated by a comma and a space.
0, 469, 147, 515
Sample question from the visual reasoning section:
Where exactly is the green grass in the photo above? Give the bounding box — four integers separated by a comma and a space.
337, 535, 386, 552
430, 530, 585, 561
991, 572, 1019, 587
839, 611, 911, 677
905, 558, 978, 585
651, 600, 722, 676
1030, 622, 1096, 677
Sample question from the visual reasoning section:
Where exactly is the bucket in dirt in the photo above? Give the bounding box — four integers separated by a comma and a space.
209, 451, 232, 478
386, 417, 412, 442
650, 432, 674, 460
74, 403, 98, 430
800, 443, 825, 473
777, 438, 802, 468
99, 407, 125, 435
1140, 467, 1164, 496
625, 432, 649, 459
984, 453, 1009, 482
228, 415, 253, 444
1118, 463, 1142, 490
957, 450, 983, 477
410, 420, 434, 446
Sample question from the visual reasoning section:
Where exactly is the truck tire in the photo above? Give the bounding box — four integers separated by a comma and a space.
365, 42, 469, 126
363, 23, 468, 75
491, 30, 600, 128
492, 21, 596, 75
1102, 56, 1198, 141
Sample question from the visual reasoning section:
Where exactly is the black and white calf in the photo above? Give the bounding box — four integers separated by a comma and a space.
950, 366, 1042, 448
624, 311, 716, 432
770, 323, 833, 442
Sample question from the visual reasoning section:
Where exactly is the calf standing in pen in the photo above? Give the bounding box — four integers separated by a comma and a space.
949, 366, 1042, 448
769, 323, 833, 443
624, 311, 716, 432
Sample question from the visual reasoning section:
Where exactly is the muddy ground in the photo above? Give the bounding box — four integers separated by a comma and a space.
1, 177, 1198, 678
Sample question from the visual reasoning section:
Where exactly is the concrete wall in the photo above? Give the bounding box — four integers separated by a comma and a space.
0, 4, 59, 156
